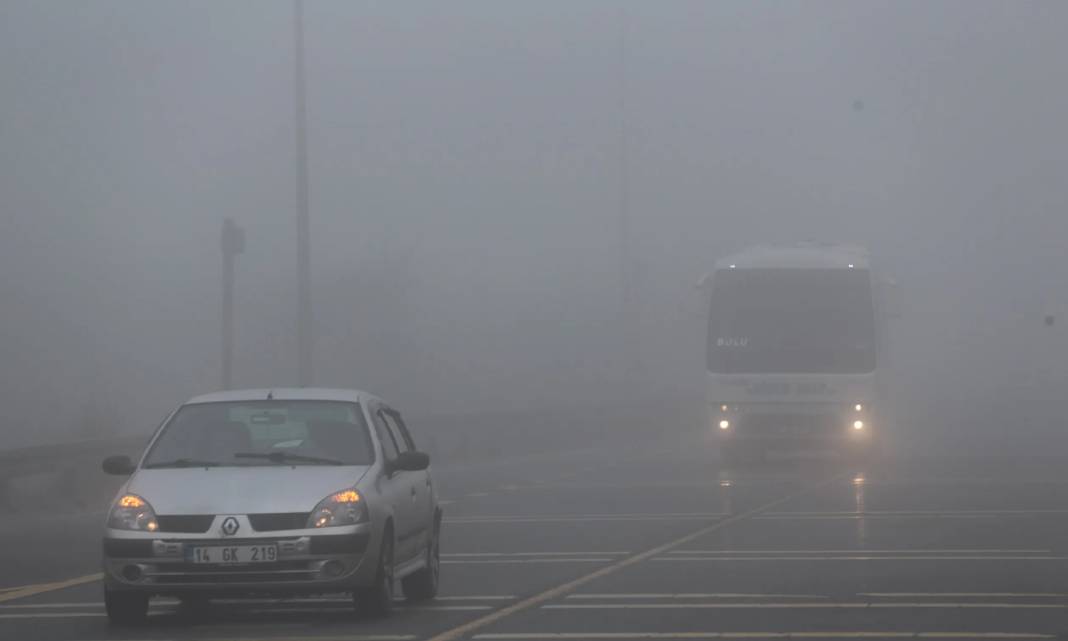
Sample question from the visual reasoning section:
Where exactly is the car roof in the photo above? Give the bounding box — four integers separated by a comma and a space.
715, 243, 870, 270
185, 388, 383, 406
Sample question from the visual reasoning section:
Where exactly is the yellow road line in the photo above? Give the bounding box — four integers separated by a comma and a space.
425, 474, 845, 641
0, 613, 103, 619
0, 573, 102, 604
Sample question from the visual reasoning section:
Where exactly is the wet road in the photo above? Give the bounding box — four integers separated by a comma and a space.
2, 437, 1068, 641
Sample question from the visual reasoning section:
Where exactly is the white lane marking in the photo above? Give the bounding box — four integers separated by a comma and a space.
756, 515, 1009, 521
542, 602, 1068, 610
447, 513, 724, 524
221, 595, 513, 604
862, 592, 1068, 598
0, 595, 517, 610
757, 509, 1068, 521
437, 595, 517, 600
444, 552, 630, 557
668, 549, 1052, 555
654, 555, 1068, 562
438, 500, 457, 506
473, 633, 1056, 639
0, 605, 493, 620
466, 492, 490, 498
177, 637, 418, 641
567, 593, 831, 600
424, 473, 846, 641
0, 613, 105, 619
768, 509, 1068, 516
443, 558, 613, 564
250, 605, 494, 613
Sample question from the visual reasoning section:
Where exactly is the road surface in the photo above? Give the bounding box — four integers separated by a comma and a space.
2, 435, 1067, 640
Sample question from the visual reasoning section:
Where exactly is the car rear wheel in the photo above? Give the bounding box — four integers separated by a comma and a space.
104, 587, 148, 626
354, 527, 394, 618
402, 522, 440, 601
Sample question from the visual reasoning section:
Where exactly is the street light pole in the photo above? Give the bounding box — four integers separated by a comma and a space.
617, 4, 636, 395
294, 0, 313, 386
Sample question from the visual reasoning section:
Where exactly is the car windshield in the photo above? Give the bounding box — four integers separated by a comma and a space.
708, 268, 876, 374
142, 401, 374, 468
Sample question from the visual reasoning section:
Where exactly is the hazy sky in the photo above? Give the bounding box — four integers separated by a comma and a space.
2, 1, 1068, 448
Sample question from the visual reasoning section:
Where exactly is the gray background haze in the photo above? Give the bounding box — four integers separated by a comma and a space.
2, 1, 1067, 454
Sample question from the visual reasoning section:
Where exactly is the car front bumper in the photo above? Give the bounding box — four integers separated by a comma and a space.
102, 523, 379, 596
715, 406, 873, 449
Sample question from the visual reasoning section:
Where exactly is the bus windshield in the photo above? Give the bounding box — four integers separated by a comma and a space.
707, 268, 876, 375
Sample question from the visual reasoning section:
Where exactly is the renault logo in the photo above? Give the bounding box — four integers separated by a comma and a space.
220, 516, 240, 537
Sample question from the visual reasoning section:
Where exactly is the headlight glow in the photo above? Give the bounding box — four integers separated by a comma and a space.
854, 404, 863, 412
853, 420, 865, 431
118, 494, 146, 508
108, 494, 159, 532
307, 489, 369, 528
718, 419, 730, 430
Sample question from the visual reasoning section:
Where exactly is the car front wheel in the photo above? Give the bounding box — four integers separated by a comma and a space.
402, 523, 440, 601
354, 527, 394, 618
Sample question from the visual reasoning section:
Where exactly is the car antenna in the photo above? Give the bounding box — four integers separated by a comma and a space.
266, 390, 274, 400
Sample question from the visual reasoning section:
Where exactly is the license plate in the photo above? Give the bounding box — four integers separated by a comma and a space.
187, 544, 278, 564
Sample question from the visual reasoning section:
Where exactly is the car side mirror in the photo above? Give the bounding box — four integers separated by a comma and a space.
392, 451, 430, 472
102, 455, 136, 476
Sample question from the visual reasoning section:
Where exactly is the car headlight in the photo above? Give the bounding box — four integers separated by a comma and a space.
107, 494, 159, 532
307, 489, 369, 528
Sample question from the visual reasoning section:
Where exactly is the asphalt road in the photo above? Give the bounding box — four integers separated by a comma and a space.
3, 435, 1068, 641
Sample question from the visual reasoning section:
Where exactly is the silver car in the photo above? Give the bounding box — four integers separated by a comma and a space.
100, 388, 441, 624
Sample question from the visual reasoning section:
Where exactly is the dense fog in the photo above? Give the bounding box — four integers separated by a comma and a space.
3, 1, 1068, 454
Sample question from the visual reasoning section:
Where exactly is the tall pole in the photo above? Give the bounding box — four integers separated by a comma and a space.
294, 0, 313, 386
618, 4, 635, 394
221, 218, 245, 390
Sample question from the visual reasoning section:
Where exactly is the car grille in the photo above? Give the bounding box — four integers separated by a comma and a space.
249, 513, 310, 531
156, 515, 214, 533
741, 413, 841, 437
143, 560, 320, 585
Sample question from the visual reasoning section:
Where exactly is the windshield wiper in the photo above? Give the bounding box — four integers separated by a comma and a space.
233, 452, 345, 466
144, 458, 221, 469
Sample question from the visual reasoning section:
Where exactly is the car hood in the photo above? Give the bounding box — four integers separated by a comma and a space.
127, 466, 370, 515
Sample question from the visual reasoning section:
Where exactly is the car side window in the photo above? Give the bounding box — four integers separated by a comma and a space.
381, 410, 413, 453
371, 408, 399, 462
390, 412, 417, 451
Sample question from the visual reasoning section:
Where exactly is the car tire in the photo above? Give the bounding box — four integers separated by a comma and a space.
354, 526, 394, 618
402, 520, 440, 601
104, 587, 148, 626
